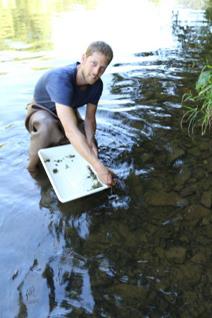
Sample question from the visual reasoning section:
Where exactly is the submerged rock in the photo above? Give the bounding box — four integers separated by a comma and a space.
174, 166, 191, 188
180, 183, 197, 197
184, 204, 210, 224
206, 158, 212, 173
165, 247, 187, 264
169, 147, 185, 164
191, 252, 207, 264
144, 191, 188, 207
201, 191, 212, 208
172, 263, 201, 286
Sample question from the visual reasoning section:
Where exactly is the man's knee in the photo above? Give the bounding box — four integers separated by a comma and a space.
29, 110, 58, 134
29, 110, 67, 147
40, 117, 58, 136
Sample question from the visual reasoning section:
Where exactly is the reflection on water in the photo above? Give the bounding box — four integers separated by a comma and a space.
0, 0, 98, 51
0, 1, 51, 51
0, 0, 212, 317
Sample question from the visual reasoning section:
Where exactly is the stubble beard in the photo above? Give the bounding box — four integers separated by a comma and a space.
78, 66, 98, 86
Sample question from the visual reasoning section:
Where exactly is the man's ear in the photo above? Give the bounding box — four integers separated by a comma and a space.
81, 53, 86, 63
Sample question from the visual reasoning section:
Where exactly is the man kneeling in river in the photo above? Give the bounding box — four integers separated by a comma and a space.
25, 41, 116, 186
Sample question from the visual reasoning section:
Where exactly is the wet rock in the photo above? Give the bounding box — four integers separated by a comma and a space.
155, 246, 166, 259
181, 291, 206, 318
173, 159, 183, 169
187, 146, 201, 157
137, 251, 153, 262
150, 179, 166, 192
206, 158, 212, 172
173, 263, 201, 285
128, 174, 144, 199
180, 183, 197, 197
203, 225, 212, 239
92, 270, 114, 289
174, 166, 191, 189
184, 204, 210, 225
199, 140, 210, 151
198, 178, 212, 190
201, 215, 212, 225
193, 168, 206, 179
169, 147, 185, 163
180, 235, 190, 243
201, 191, 212, 208
183, 290, 198, 306
141, 152, 153, 163
191, 252, 207, 264
159, 288, 178, 304
165, 247, 187, 264
144, 191, 188, 207
207, 268, 212, 283
110, 283, 148, 304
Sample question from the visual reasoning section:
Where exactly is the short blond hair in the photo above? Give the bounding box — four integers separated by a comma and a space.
86, 41, 113, 65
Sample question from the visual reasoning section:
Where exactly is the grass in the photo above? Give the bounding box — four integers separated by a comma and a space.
181, 64, 212, 136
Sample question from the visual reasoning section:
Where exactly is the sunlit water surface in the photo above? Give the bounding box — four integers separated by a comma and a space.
0, 0, 212, 317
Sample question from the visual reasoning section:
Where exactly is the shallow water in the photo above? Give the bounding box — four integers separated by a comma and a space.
0, 1, 212, 317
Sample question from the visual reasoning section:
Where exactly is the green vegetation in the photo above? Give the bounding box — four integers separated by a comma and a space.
0, 0, 98, 51
181, 65, 212, 135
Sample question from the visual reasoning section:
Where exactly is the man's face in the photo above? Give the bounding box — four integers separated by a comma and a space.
81, 52, 109, 85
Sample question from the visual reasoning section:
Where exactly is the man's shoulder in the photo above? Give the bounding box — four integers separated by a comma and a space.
41, 63, 78, 89
49, 63, 77, 77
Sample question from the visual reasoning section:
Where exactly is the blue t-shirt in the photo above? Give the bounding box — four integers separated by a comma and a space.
33, 62, 103, 113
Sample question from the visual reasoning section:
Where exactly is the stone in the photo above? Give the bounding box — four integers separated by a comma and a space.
201, 191, 212, 208
203, 225, 212, 239
191, 253, 207, 264
174, 166, 191, 187
207, 158, 212, 172
180, 184, 197, 197
165, 247, 187, 264
184, 204, 210, 225
144, 191, 188, 207
173, 263, 201, 285
142, 153, 153, 163
169, 147, 185, 163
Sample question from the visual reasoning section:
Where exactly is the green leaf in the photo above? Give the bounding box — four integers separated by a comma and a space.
196, 70, 212, 92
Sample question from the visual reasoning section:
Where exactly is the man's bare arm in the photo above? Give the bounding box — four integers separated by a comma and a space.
84, 103, 98, 156
56, 103, 115, 186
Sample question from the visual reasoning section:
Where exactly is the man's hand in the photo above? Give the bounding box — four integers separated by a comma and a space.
100, 170, 116, 187
93, 161, 116, 186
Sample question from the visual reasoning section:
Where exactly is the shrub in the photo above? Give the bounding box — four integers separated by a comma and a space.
181, 65, 212, 135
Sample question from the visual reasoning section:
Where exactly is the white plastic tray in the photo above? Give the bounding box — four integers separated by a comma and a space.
38, 144, 109, 203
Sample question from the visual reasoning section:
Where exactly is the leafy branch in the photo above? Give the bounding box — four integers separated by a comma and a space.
181, 65, 212, 136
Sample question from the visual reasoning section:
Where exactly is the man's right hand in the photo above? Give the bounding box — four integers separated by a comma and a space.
93, 162, 116, 187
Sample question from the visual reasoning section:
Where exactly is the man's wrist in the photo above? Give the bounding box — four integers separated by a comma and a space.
92, 160, 104, 172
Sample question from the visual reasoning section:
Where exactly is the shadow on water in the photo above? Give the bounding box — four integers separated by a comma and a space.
0, 2, 212, 318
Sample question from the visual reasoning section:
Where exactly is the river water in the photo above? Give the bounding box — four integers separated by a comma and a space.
0, 0, 212, 317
